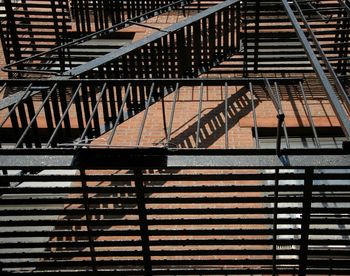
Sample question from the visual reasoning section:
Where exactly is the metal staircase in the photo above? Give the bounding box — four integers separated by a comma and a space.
0, 0, 205, 73
0, 1, 349, 275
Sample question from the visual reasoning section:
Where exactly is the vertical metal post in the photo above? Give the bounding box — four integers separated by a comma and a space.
134, 170, 152, 274
137, 83, 155, 145
224, 82, 229, 149
249, 82, 259, 148
80, 169, 97, 272
51, 0, 65, 73
3, 0, 22, 63
161, 88, 168, 140
235, 2, 241, 52
272, 168, 280, 276
166, 83, 179, 144
299, 82, 320, 148
299, 168, 313, 276
243, 1, 248, 77
253, 0, 260, 72
274, 82, 290, 148
107, 83, 131, 145
276, 113, 285, 156
195, 83, 204, 148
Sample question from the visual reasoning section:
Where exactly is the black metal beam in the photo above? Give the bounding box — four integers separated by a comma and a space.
59, 0, 241, 78
1, 0, 195, 76
0, 148, 349, 170
282, 0, 350, 139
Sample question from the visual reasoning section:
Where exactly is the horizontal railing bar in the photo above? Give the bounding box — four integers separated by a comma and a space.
4, 249, 339, 259
0, 77, 303, 86
0, 197, 348, 206
1, 218, 350, 227
0, 217, 306, 227
2, 228, 348, 238
1, 206, 350, 217
1, 173, 350, 183
5, 238, 350, 249
0, 78, 303, 111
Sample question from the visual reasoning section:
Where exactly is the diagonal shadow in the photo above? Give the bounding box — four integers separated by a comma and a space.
166, 86, 257, 148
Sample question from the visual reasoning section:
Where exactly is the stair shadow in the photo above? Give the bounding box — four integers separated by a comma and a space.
167, 85, 256, 148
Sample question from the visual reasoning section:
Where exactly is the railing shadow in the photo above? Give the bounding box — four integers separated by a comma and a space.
52, 85, 260, 260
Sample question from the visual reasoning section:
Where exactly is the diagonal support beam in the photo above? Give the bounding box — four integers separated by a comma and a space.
282, 0, 350, 139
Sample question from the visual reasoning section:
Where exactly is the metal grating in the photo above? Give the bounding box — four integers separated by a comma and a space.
0, 148, 349, 274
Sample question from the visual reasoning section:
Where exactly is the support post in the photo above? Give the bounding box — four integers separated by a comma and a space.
299, 168, 313, 276
135, 170, 152, 274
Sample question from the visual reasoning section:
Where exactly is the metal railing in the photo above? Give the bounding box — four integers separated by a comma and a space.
1, 0, 197, 77
0, 147, 349, 275
0, 78, 304, 150
0, 0, 70, 66
61, 0, 241, 79
70, 0, 200, 34
282, 0, 350, 139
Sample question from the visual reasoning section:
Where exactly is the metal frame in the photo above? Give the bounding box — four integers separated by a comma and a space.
1, 0, 196, 76
0, 148, 349, 274
282, 0, 350, 139
0, 77, 307, 150
0, 0, 70, 66
61, 0, 240, 79
0, 147, 349, 169
0, 1, 349, 275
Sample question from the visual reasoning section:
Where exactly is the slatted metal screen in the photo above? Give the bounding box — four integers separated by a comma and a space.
2, 0, 240, 77
0, 0, 71, 64
70, 0, 195, 34
0, 149, 349, 275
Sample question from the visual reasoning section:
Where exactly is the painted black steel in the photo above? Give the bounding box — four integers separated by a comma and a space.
1, 0, 195, 76
59, 0, 240, 79
0, 1, 349, 274
0, 153, 349, 274
0, 147, 349, 169
282, 0, 350, 139
0, 78, 305, 151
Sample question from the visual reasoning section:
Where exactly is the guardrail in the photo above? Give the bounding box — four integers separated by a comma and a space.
0, 148, 349, 275
62, 0, 241, 79
1, 0, 196, 77
0, 78, 302, 150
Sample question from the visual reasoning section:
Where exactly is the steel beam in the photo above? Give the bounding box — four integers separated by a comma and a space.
58, 0, 241, 78
0, 148, 349, 169
1, 0, 194, 76
282, 0, 350, 139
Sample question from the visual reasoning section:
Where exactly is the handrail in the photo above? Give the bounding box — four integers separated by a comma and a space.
1, 0, 193, 75
293, 0, 350, 114
59, 0, 241, 79
282, 0, 350, 139
0, 77, 303, 110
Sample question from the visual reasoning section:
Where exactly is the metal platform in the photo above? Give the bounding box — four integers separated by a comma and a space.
0, 0, 349, 275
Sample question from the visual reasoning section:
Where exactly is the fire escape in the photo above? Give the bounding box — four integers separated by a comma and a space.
0, 0, 349, 275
